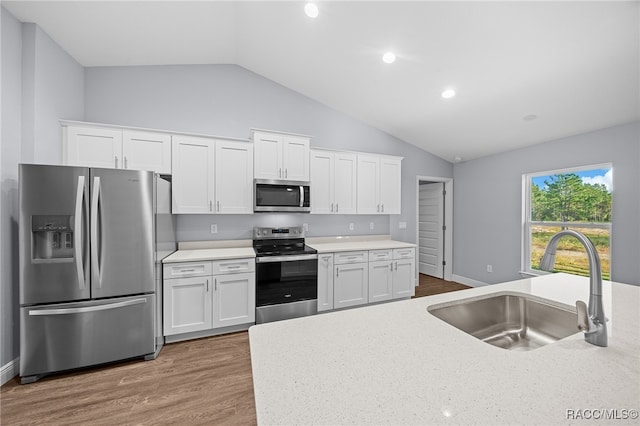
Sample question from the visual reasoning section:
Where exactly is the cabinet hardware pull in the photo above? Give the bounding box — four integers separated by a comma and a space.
377, 204, 380, 212
285, 168, 288, 178
331, 203, 334, 212
209, 200, 213, 211
382, 204, 384, 213
336, 268, 339, 277
217, 201, 220, 212
278, 168, 282, 178
389, 263, 393, 271
215, 278, 217, 291
124, 156, 128, 169
206, 279, 209, 292
226, 265, 241, 269
115, 156, 119, 168
336, 203, 339, 213
179, 269, 195, 273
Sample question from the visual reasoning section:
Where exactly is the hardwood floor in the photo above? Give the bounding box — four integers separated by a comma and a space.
1, 275, 467, 425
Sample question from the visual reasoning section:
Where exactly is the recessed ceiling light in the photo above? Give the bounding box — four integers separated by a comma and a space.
304, 3, 319, 18
441, 89, 456, 99
382, 52, 396, 64
523, 114, 538, 121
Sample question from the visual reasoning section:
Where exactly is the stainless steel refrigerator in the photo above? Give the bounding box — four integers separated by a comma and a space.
19, 164, 176, 384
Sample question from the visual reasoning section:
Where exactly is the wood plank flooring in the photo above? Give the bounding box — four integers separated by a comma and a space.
1, 275, 468, 425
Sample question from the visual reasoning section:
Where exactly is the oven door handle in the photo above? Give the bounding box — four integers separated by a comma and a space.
256, 254, 318, 263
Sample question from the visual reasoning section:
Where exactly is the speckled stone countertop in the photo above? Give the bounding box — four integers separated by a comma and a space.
249, 273, 640, 425
306, 235, 416, 253
162, 240, 255, 263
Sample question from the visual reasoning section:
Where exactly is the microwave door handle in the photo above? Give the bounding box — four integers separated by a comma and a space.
300, 186, 304, 207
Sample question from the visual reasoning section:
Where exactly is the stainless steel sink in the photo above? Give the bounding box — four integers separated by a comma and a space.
427, 292, 579, 351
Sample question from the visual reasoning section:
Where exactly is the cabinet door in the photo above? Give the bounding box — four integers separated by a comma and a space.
254, 132, 283, 180
215, 140, 253, 214
368, 261, 393, 303
334, 263, 368, 309
282, 136, 310, 181
171, 135, 215, 213
163, 276, 212, 336
317, 254, 334, 311
122, 130, 172, 174
379, 157, 402, 214
393, 258, 415, 299
310, 151, 334, 214
212, 272, 256, 328
333, 153, 357, 214
64, 126, 123, 169
356, 155, 380, 214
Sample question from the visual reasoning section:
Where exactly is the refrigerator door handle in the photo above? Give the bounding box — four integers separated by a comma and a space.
28, 298, 147, 316
74, 176, 86, 291
91, 176, 101, 287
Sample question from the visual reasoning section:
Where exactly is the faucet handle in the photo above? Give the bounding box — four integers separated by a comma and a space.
576, 300, 590, 332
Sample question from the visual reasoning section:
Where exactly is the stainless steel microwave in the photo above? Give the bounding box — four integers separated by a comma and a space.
254, 180, 311, 212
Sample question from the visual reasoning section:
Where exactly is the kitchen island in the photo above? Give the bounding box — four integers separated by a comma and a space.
249, 273, 640, 425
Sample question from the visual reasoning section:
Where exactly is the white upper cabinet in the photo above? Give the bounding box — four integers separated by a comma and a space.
171, 135, 215, 214
172, 135, 253, 214
64, 126, 123, 169
63, 124, 171, 174
310, 150, 357, 214
215, 141, 254, 214
253, 130, 310, 182
122, 130, 172, 174
356, 154, 402, 214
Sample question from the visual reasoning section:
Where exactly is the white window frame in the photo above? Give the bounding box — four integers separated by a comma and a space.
521, 163, 612, 277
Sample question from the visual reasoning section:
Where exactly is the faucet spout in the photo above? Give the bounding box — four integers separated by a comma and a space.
539, 230, 608, 347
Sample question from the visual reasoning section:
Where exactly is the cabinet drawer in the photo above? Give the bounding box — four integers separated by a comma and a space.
212, 258, 255, 275
368, 249, 392, 261
393, 248, 415, 260
334, 251, 368, 264
164, 262, 212, 279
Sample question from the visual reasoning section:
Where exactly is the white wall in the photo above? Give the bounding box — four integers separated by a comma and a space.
1, 10, 84, 376
453, 122, 640, 286
84, 65, 453, 242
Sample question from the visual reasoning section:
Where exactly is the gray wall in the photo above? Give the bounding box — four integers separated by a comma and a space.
453, 121, 640, 286
84, 65, 453, 242
1, 9, 84, 372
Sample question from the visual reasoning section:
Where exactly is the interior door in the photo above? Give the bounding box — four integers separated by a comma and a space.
90, 168, 155, 298
419, 183, 444, 278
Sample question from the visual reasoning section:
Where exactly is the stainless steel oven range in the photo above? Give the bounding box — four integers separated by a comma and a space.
253, 226, 318, 324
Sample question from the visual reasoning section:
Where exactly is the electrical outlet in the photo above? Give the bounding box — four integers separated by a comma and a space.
303, 223, 309, 232
369, 222, 374, 230
487, 264, 493, 273
349, 223, 354, 231
210, 224, 218, 234
399, 222, 407, 229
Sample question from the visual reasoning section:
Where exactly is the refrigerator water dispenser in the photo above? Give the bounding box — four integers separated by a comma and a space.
31, 215, 74, 261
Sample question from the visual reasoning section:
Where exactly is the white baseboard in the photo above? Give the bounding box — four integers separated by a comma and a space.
452, 274, 489, 287
1, 357, 19, 386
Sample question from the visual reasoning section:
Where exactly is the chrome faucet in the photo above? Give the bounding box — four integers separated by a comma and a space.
539, 229, 608, 347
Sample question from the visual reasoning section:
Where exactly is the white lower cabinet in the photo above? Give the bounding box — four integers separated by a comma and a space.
317, 254, 334, 312
334, 252, 369, 309
319, 246, 415, 312
163, 275, 213, 335
213, 272, 255, 328
369, 261, 393, 303
163, 258, 255, 338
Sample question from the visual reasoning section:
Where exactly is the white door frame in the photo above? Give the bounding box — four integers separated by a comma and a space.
416, 176, 453, 282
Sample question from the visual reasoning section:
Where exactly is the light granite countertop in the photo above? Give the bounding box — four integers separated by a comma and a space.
306, 235, 416, 253
162, 240, 255, 263
249, 273, 640, 425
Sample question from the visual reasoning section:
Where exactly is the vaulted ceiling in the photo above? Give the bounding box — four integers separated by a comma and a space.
4, 1, 639, 162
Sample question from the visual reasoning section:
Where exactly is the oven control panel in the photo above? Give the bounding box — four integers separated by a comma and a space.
253, 226, 304, 239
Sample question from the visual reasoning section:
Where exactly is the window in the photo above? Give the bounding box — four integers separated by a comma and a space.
522, 164, 612, 279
